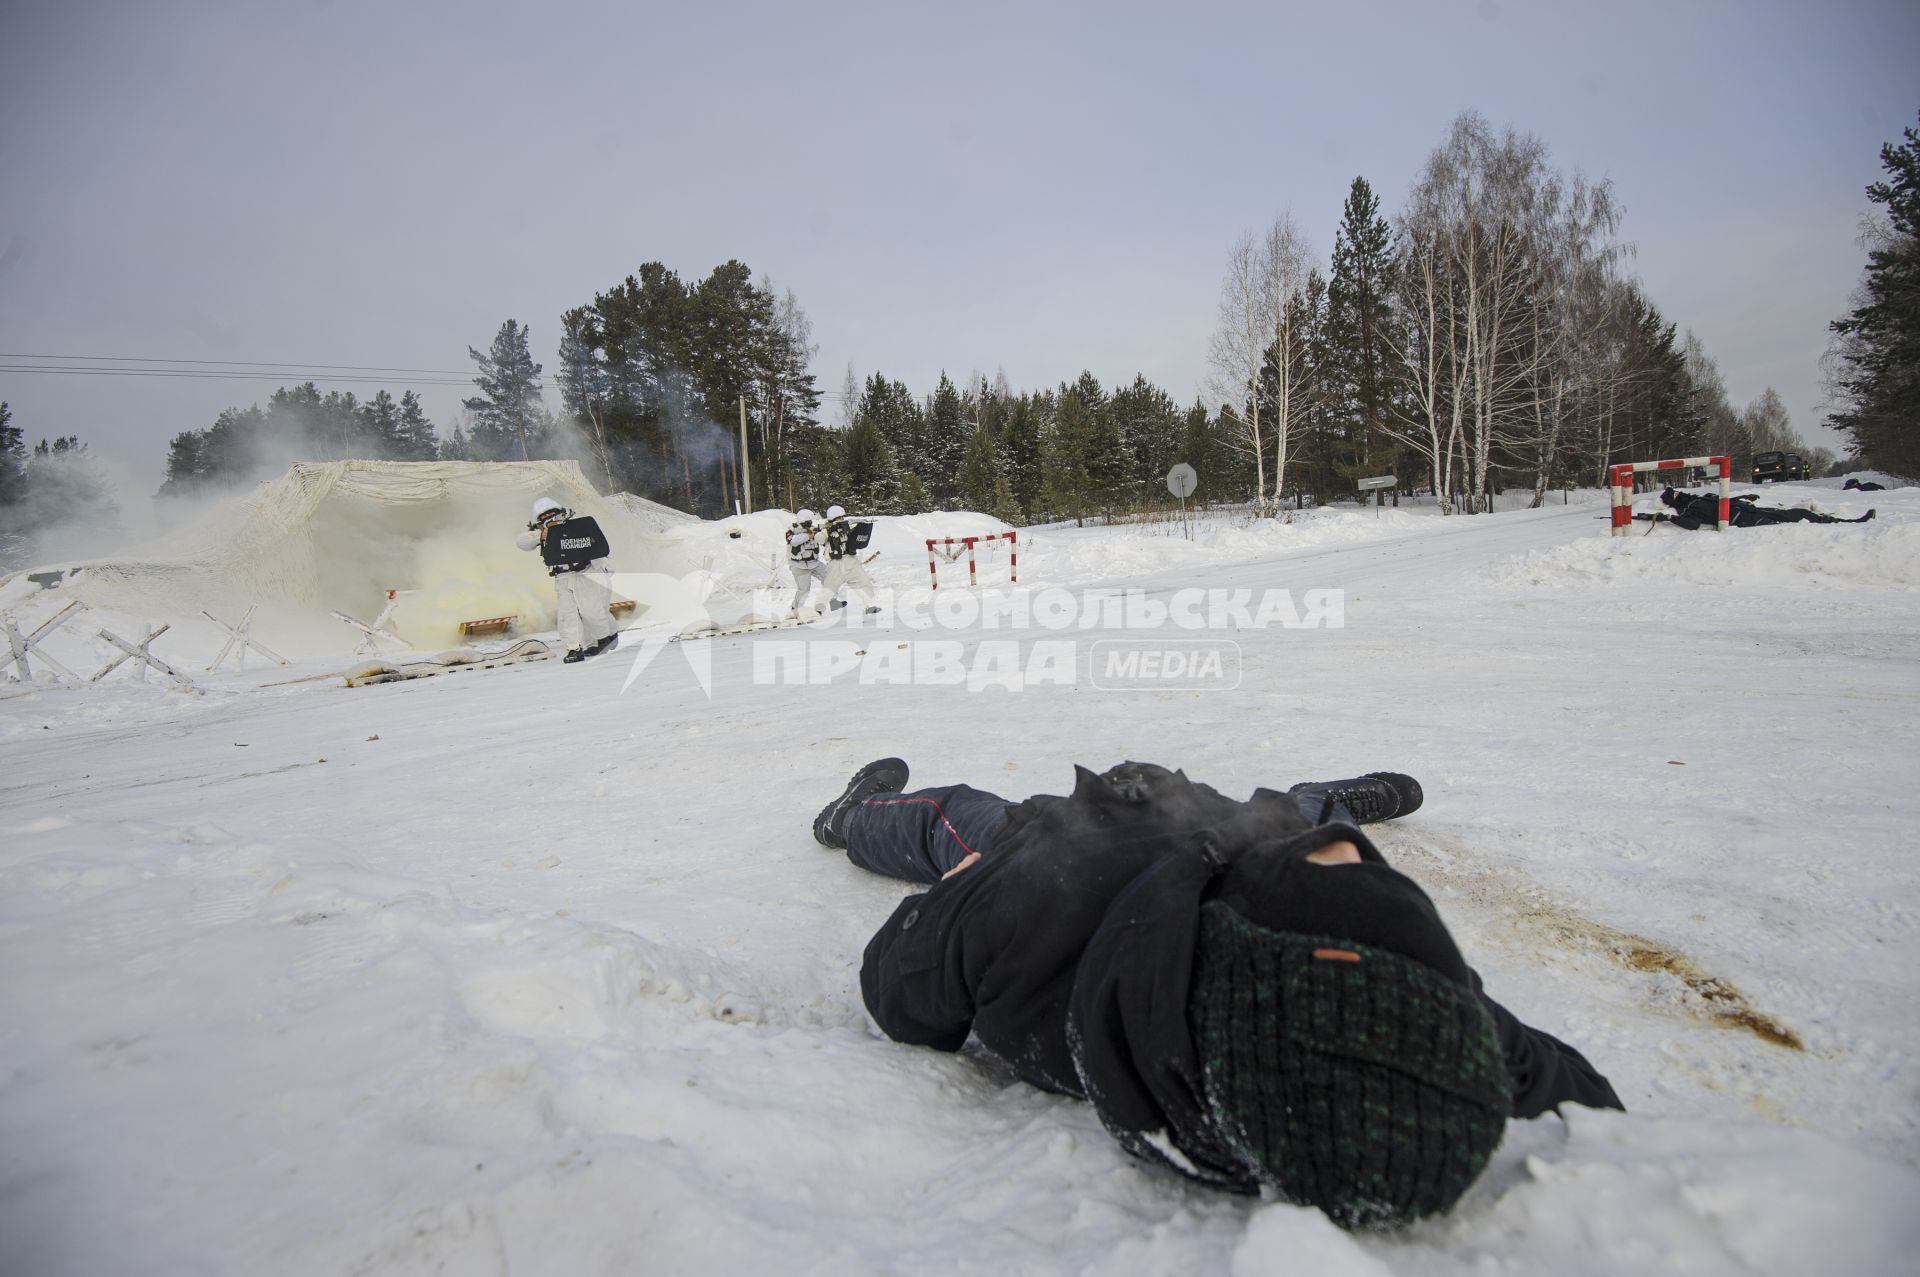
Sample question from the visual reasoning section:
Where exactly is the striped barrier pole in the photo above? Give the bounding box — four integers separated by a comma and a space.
1608, 455, 1733, 534
926, 532, 1020, 585
1610, 464, 1634, 536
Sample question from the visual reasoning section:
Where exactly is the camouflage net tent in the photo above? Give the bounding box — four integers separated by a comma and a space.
8, 460, 697, 655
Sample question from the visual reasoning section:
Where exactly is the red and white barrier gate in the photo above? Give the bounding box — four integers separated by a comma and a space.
1609, 456, 1730, 535
926, 531, 1019, 588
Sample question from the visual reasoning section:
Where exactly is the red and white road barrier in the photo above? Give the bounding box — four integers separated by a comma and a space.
926, 531, 1019, 588
1609, 456, 1730, 535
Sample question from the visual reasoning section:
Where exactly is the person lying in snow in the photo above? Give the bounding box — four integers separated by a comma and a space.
1651, 487, 1876, 530
812, 759, 1623, 1230
515, 497, 618, 663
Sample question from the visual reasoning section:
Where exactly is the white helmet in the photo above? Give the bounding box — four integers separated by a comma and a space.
796, 508, 817, 525
532, 497, 564, 522
825, 504, 847, 520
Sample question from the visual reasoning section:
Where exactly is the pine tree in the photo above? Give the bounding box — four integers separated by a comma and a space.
23, 433, 117, 528
465, 319, 547, 461
362, 390, 402, 458
1074, 372, 1130, 517
1181, 401, 1217, 498
1283, 271, 1333, 505
958, 426, 999, 512
1109, 375, 1180, 504
895, 469, 930, 515
924, 373, 967, 504
393, 391, 440, 460
1325, 177, 1401, 487
157, 428, 207, 498
764, 287, 823, 510
990, 475, 1021, 526
861, 373, 925, 481
1828, 109, 1920, 476
202, 404, 268, 479
842, 413, 895, 512
999, 392, 1046, 519
687, 261, 772, 430
555, 307, 608, 425
1042, 380, 1099, 525
575, 261, 695, 505
0, 401, 24, 512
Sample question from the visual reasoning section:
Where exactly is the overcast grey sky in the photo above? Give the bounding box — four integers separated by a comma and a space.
3, 0, 1916, 493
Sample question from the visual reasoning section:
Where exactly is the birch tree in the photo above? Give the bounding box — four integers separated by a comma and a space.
1261, 214, 1316, 509
1390, 112, 1628, 512
1209, 215, 1316, 514
1388, 161, 1467, 512
1523, 172, 1625, 504
1208, 231, 1273, 509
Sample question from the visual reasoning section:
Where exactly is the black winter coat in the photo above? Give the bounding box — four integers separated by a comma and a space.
860, 767, 1622, 1185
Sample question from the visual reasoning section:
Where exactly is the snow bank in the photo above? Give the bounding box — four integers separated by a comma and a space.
1804, 469, 1909, 491
650, 509, 1015, 599
1018, 507, 1427, 586
651, 505, 1448, 604
1488, 522, 1920, 590
1487, 487, 1920, 590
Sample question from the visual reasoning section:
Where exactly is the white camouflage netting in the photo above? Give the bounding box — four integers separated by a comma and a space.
604, 490, 702, 535
13, 460, 694, 655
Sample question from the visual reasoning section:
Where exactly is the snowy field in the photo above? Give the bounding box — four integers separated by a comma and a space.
4, 479, 1920, 1275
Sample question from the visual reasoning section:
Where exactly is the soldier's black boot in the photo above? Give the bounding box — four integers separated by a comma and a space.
814, 758, 911, 849
1288, 772, 1423, 825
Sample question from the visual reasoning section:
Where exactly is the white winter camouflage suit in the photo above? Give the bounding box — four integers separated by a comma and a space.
516, 524, 617, 653
787, 523, 825, 612
822, 517, 876, 609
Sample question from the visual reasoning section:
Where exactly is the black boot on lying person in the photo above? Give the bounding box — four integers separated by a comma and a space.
1289, 772, 1423, 824
814, 757, 910, 849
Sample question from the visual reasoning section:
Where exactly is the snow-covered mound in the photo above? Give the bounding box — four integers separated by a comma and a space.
1804, 469, 1909, 491
651, 509, 1015, 599
1488, 486, 1920, 590
650, 504, 1455, 604
1489, 521, 1920, 590
1021, 505, 1429, 583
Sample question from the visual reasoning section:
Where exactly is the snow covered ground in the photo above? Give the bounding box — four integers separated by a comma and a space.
4, 479, 1919, 1275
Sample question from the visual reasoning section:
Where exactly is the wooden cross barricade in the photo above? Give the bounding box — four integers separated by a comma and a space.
2, 600, 88, 683
91, 624, 196, 689
333, 589, 406, 655
202, 605, 289, 671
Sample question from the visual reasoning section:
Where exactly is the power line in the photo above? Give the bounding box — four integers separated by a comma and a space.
0, 354, 867, 399
1, 351, 473, 375
0, 364, 474, 387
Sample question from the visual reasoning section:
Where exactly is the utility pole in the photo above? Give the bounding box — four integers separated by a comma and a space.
738, 394, 752, 514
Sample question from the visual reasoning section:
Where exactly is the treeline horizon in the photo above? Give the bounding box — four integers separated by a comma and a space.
145, 106, 1904, 521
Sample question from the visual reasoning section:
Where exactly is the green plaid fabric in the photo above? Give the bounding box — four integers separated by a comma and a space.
1189, 902, 1513, 1229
